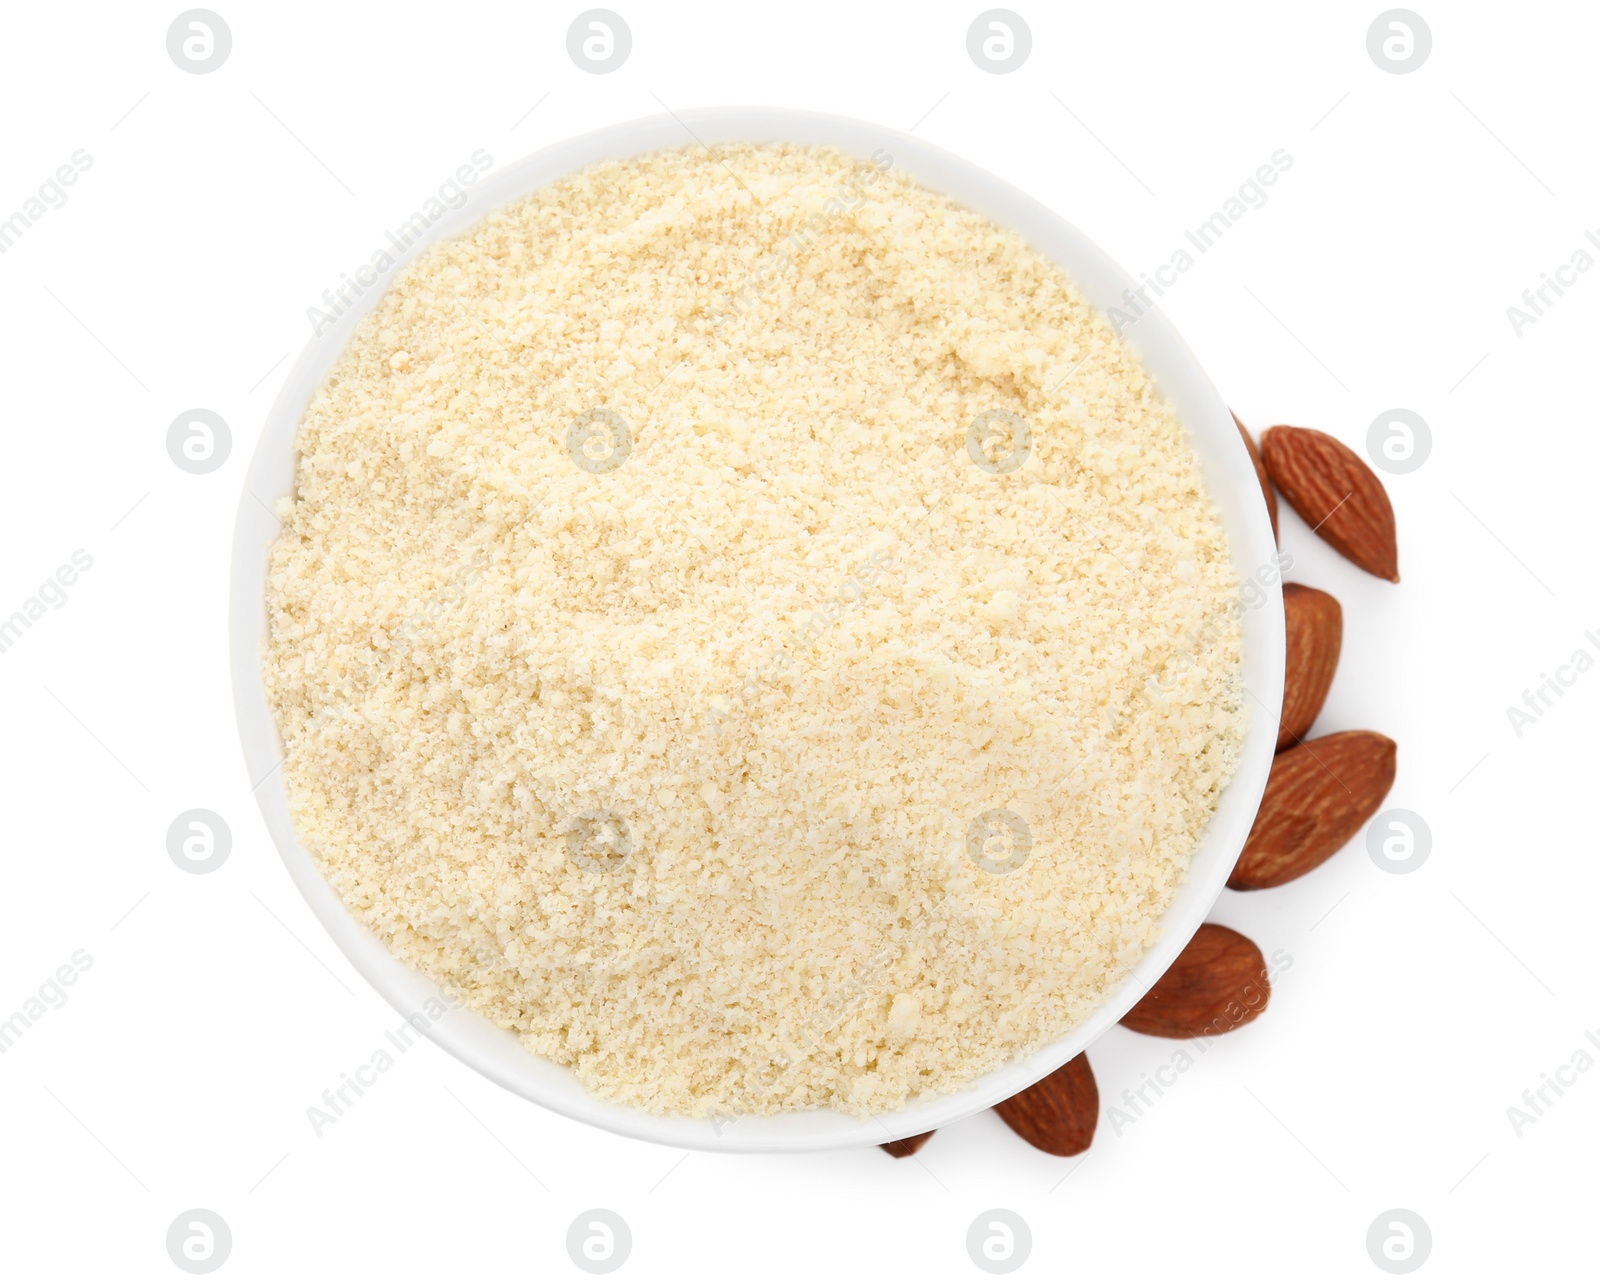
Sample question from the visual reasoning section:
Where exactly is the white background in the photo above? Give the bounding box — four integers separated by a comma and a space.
1, 1, 1595, 1279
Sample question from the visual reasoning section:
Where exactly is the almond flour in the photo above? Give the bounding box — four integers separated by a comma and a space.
264, 143, 1246, 1117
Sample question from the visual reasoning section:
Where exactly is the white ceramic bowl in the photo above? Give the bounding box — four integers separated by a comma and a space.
230, 107, 1284, 1153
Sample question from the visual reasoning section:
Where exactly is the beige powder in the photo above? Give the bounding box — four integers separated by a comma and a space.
264, 143, 1246, 1117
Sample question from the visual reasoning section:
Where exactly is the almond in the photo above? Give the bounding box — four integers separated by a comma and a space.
1278, 583, 1342, 750
1234, 412, 1278, 540
1229, 730, 1397, 890
880, 1131, 934, 1158
1261, 426, 1399, 582
1119, 923, 1270, 1038
992, 1052, 1097, 1156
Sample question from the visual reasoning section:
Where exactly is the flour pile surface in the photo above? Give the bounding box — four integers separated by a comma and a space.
264, 144, 1246, 1116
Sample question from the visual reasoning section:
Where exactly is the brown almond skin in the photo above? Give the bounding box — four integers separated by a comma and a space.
1234, 412, 1279, 540
1261, 426, 1399, 582
1229, 731, 1397, 890
880, 1131, 934, 1158
1120, 924, 1270, 1038
1279, 584, 1342, 750
993, 1052, 1097, 1156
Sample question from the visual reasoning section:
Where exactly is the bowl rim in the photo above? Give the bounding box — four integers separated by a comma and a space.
230, 105, 1285, 1153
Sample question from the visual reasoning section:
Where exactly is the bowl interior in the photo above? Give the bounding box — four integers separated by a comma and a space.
230, 107, 1284, 1153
